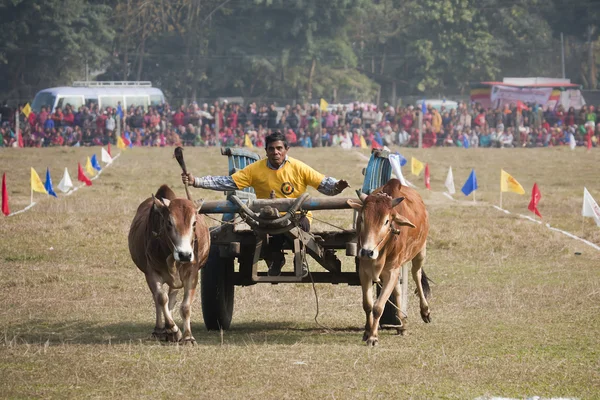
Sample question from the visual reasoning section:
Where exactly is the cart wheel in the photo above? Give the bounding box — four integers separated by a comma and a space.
201, 245, 235, 330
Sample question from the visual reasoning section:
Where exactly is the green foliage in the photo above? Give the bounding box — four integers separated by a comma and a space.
0, 0, 114, 99
3, 0, 600, 103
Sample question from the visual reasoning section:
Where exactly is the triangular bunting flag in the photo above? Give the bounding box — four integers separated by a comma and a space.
77, 163, 92, 186
244, 134, 254, 148
320, 98, 329, 112
360, 135, 368, 149
2, 173, 9, 216
101, 147, 113, 164
424, 164, 431, 189
411, 157, 424, 176
107, 143, 112, 157
125, 132, 133, 148
22, 103, 32, 118
85, 156, 96, 177
57, 167, 74, 193
582, 187, 600, 227
44, 168, 57, 198
388, 153, 416, 188
91, 154, 102, 171
500, 169, 525, 194
31, 168, 47, 194
461, 169, 478, 196
569, 133, 576, 150
17, 131, 24, 148
117, 136, 127, 150
445, 167, 456, 195
528, 183, 542, 218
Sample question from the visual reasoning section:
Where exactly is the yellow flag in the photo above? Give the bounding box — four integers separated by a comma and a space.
86, 156, 96, 177
22, 103, 32, 118
117, 135, 126, 150
360, 135, 368, 149
411, 157, 424, 176
500, 169, 525, 194
320, 98, 329, 112
30, 167, 47, 194
244, 134, 253, 148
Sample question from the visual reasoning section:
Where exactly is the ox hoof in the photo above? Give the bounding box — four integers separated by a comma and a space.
365, 337, 379, 347
152, 329, 167, 341
396, 327, 406, 336
165, 327, 183, 342
180, 336, 196, 346
362, 331, 369, 342
421, 312, 431, 323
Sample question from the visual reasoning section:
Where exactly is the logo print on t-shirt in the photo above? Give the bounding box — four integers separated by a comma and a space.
281, 182, 295, 195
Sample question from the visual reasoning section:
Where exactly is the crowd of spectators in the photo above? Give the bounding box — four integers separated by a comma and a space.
1, 98, 599, 149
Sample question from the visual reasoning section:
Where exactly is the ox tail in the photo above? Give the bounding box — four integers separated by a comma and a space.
419, 269, 432, 299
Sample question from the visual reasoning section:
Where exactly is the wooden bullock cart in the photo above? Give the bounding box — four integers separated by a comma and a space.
198, 147, 410, 330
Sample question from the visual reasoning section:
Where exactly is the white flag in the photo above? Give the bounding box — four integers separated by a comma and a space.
582, 187, 600, 227
388, 154, 416, 188
101, 147, 113, 164
569, 133, 576, 150
445, 167, 456, 194
57, 167, 73, 193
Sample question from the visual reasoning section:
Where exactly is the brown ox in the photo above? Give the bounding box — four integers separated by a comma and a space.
348, 178, 430, 346
128, 184, 209, 344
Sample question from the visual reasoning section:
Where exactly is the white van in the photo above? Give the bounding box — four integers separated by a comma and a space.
30, 81, 166, 113
416, 99, 459, 111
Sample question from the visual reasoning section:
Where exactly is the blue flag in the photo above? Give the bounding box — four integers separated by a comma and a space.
463, 135, 470, 148
394, 152, 408, 167
90, 154, 102, 171
45, 168, 58, 198
461, 169, 478, 196
116, 104, 124, 119
421, 100, 427, 115
125, 131, 133, 148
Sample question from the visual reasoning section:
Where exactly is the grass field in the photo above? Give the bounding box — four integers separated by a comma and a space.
0, 145, 599, 399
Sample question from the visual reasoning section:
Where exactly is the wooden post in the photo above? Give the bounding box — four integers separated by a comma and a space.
418, 109, 423, 149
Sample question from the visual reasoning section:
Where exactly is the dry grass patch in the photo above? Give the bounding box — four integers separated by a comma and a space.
0, 146, 599, 399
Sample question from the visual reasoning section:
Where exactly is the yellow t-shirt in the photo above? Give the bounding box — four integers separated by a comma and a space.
231, 157, 325, 223
232, 157, 324, 199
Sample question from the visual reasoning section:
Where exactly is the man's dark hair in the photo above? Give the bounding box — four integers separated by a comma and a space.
265, 131, 288, 149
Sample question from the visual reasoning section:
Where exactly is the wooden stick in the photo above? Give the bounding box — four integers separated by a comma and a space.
174, 146, 192, 201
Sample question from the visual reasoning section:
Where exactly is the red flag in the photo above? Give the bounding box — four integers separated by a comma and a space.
424, 163, 431, 189
371, 140, 382, 150
2, 173, 9, 216
17, 131, 23, 148
587, 128, 593, 150
121, 135, 131, 147
77, 162, 92, 186
516, 101, 528, 112
528, 183, 542, 218
107, 143, 112, 157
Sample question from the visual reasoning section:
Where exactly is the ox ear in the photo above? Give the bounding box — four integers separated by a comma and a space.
391, 197, 405, 208
347, 199, 363, 211
393, 214, 416, 229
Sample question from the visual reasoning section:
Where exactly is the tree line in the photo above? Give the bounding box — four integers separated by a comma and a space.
1, 0, 599, 104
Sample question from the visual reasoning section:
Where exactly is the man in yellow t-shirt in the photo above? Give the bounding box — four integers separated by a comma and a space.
182, 131, 349, 276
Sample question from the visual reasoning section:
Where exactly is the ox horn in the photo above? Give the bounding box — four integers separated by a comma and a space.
356, 190, 368, 203
391, 197, 405, 207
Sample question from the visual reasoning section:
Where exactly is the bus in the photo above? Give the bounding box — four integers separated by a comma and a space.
30, 81, 166, 113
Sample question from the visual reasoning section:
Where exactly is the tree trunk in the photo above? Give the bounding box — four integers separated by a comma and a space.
588, 25, 597, 89
380, 52, 386, 75
136, 34, 146, 81
307, 58, 316, 102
